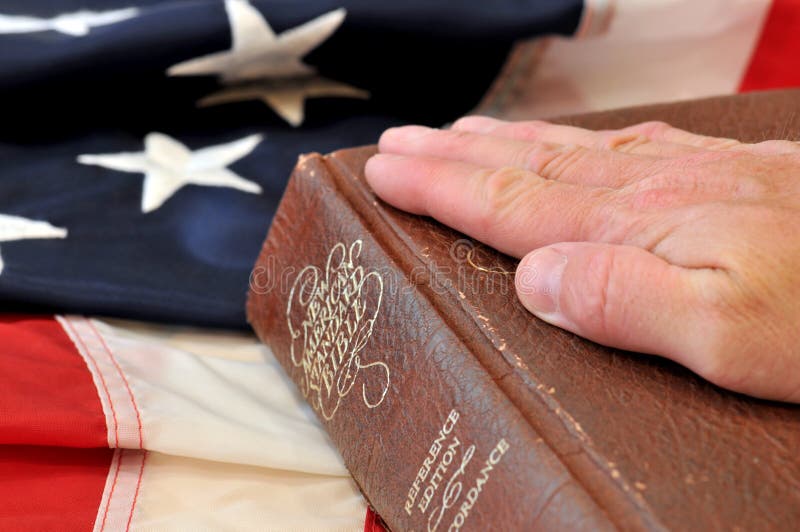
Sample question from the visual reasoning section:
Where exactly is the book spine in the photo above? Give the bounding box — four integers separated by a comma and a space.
247, 154, 614, 531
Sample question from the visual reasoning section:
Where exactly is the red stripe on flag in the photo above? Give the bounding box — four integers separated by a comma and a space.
0, 316, 107, 447
364, 507, 389, 532
739, 0, 800, 92
0, 445, 113, 531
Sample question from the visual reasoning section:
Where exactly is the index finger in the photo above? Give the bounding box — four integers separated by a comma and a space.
364, 153, 627, 257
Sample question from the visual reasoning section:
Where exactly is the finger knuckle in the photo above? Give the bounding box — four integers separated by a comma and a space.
628, 121, 673, 138
524, 143, 585, 179
601, 133, 651, 153
477, 167, 528, 226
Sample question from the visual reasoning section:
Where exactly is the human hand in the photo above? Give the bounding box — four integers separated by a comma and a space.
365, 117, 800, 402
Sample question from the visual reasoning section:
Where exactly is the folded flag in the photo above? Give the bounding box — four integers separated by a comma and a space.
0, 314, 368, 531
0, 0, 584, 327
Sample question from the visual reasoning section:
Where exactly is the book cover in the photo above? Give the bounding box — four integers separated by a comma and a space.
248, 89, 800, 531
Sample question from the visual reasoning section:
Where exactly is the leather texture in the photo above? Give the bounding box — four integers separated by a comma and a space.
248, 89, 800, 531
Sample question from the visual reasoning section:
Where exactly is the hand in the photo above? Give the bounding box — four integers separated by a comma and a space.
365, 117, 800, 403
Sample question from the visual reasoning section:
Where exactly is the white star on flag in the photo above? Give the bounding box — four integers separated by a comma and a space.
77, 132, 263, 213
199, 76, 369, 127
0, 214, 67, 276
167, 0, 367, 126
0, 8, 139, 37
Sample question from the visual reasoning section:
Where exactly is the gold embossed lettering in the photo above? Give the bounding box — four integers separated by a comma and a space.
447, 439, 510, 531
427, 444, 475, 532
286, 241, 389, 420
419, 436, 460, 513
405, 410, 460, 515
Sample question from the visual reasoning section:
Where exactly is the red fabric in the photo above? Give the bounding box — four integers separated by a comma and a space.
739, 0, 800, 92
0, 316, 107, 447
364, 507, 389, 532
0, 445, 113, 531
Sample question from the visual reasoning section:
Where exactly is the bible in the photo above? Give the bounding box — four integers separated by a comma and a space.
247, 89, 800, 531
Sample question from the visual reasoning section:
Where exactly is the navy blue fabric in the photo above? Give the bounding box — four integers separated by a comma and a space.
0, 0, 582, 328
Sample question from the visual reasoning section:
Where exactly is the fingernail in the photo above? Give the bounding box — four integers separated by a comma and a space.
515, 248, 568, 315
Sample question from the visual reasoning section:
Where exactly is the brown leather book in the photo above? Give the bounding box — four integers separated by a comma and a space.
247, 89, 800, 531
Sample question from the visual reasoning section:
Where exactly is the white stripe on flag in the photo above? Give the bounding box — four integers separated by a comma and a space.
56, 315, 367, 530
58, 315, 144, 449
92, 449, 148, 532
477, 0, 772, 120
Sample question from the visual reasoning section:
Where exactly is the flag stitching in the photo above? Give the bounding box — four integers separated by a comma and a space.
126, 450, 148, 532
61, 317, 121, 448
87, 319, 145, 449
97, 448, 124, 532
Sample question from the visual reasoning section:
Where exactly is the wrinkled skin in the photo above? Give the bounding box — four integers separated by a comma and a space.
365, 117, 800, 403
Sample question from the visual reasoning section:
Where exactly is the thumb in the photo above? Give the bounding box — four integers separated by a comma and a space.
515, 242, 713, 366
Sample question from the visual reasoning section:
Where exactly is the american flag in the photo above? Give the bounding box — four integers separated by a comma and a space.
0, 0, 797, 530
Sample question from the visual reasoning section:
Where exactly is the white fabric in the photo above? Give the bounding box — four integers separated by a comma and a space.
93, 449, 147, 532
199, 77, 369, 127
490, 0, 771, 119
0, 8, 138, 36
75, 316, 349, 474
58, 316, 366, 531
133, 452, 364, 532
0, 213, 68, 242
167, 0, 366, 126
77, 132, 263, 213
59, 316, 145, 449
0, 213, 67, 276
166, 0, 345, 81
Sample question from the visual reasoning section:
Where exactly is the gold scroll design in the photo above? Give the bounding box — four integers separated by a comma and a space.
286, 240, 389, 420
